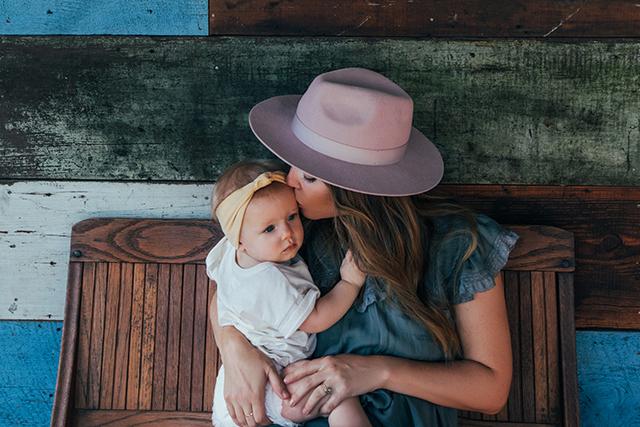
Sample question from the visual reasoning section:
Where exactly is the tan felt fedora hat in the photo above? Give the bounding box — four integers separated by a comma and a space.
248, 67, 444, 196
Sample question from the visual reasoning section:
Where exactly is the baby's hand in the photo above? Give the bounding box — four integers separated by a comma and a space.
339, 250, 366, 288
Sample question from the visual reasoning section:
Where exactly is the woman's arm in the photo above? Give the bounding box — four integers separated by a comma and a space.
209, 289, 289, 427
283, 274, 512, 416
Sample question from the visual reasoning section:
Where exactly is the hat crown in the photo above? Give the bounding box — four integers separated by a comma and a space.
296, 68, 414, 151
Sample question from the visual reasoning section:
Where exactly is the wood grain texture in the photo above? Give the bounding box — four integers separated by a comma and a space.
210, 0, 640, 38
71, 218, 223, 264
152, 264, 171, 411
72, 409, 212, 426
431, 184, 640, 330
139, 264, 158, 410
1, 37, 639, 185
51, 262, 82, 427
0, 321, 64, 427
74, 263, 95, 409
112, 263, 133, 410
164, 265, 183, 411
190, 265, 209, 412
558, 273, 580, 427
125, 264, 145, 410
0, 0, 207, 35
98, 263, 121, 409
178, 264, 197, 411
0, 180, 212, 320
87, 262, 108, 408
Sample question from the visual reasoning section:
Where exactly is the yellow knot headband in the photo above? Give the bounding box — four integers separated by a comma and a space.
215, 171, 288, 248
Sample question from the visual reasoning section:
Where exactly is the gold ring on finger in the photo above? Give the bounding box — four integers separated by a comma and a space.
322, 383, 332, 395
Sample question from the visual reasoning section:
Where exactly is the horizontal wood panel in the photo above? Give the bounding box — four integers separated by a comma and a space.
71, 218, 574, 271
1, 37, 639, 185
0, 180, 212, 320
210, 0, 640, 38
2, 180, 637, 327
431, 184, 640, 329
72, 409, 212, 426
0, 0, 207, 35
71, 219, 223, 264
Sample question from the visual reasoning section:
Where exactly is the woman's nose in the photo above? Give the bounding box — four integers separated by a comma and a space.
286, 168, 300, 189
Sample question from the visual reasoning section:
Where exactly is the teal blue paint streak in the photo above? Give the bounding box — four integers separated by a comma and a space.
0, 321, 62, 427
1, 323, 639, 426
577, 331, 640, 427
0, 1, 207, 35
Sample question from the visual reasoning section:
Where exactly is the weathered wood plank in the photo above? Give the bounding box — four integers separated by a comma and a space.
1, 180, 637, 328
558, 273, 580, 427
210, 0, 640, 38
0, 0, 207, 35
1, 37, 639, 185
0, 321, 63, 427
0, 180, 212, 320
430, 184, 640, 330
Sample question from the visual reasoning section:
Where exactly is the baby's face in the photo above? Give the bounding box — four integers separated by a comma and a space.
238, 184, 304, 263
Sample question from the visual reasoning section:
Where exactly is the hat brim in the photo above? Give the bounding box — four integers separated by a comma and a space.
248, 95, 444, 197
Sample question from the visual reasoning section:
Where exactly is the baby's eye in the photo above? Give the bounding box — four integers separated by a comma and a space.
263, 225, 275, 233
303, 174, 316, 183
288, 213, 297, 221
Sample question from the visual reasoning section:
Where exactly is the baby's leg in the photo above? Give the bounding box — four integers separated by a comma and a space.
328, 397, 371, 427
280, 392, 322, 424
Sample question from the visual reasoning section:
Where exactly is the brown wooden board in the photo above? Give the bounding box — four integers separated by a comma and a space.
152, 264, 171, 411
112, 263, 133, 410
99, 263, 121, 409
50, 262, 82, 427
210, 0, 640, 38
430, 184, 640, 330
140, 264, 159, 410
73, 409, 212, 426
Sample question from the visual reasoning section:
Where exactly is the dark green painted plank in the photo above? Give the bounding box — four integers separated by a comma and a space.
1, 37, 639, 184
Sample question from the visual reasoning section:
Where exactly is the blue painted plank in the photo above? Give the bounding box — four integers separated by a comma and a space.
577, 331, 640, 427
0, 1, 207, 35
1, 322, 639, 426
0, 321, 62, 427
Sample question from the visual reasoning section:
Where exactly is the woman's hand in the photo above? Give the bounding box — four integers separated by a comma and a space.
282, 354, 384, 416
222, 334, 290, 426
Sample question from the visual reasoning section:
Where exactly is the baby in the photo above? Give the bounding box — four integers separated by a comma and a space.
207, 160, 371, 427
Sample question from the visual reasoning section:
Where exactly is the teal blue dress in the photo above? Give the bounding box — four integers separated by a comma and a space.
283, 213, 518, 427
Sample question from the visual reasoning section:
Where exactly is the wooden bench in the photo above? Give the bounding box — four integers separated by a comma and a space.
51, 218, 578, 426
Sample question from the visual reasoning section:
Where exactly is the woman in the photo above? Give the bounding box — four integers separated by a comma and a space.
209, 68, 518, 427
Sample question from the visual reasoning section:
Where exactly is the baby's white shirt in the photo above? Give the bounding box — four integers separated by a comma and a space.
205, 237, 320, 366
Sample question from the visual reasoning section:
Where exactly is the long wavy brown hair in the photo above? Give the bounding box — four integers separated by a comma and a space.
329, 187, 478, 359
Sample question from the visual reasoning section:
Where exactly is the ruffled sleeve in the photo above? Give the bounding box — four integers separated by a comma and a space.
427, 213, 519, 305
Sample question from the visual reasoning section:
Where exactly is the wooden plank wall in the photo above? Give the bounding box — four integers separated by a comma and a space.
0, 1, 639, 426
